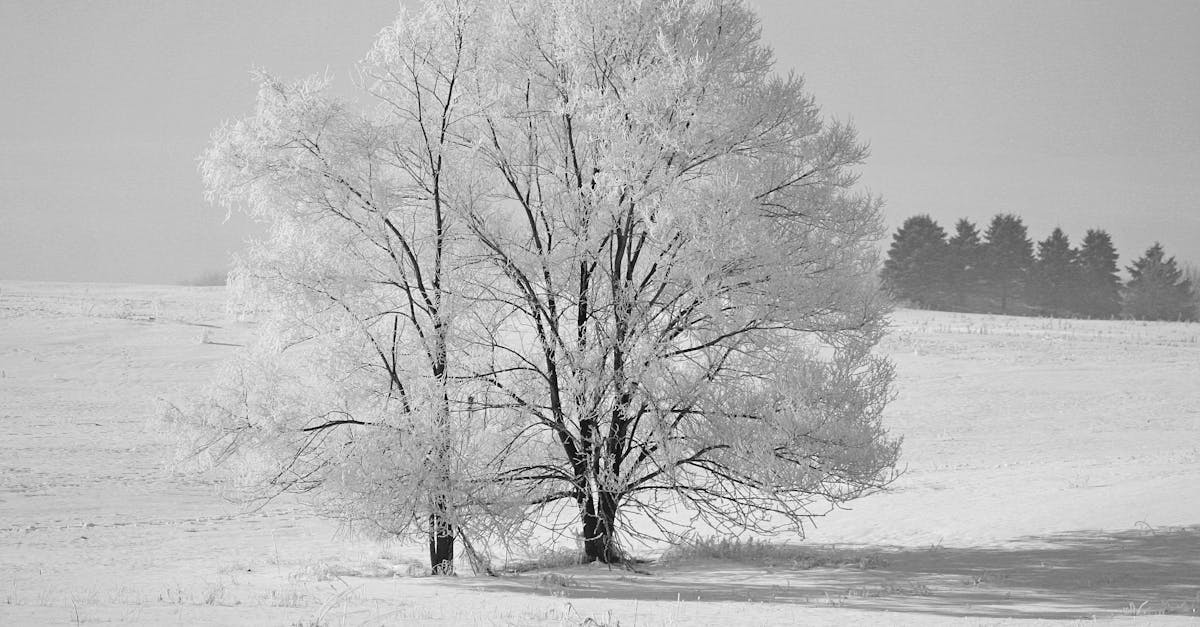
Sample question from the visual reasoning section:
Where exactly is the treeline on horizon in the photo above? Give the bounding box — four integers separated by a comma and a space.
881, 214, 1198, 322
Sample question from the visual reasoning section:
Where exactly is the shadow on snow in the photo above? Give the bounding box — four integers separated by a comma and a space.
448, 525, 1200, 619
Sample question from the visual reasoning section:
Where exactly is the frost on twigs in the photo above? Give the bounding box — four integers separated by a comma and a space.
176, 0, 901, 573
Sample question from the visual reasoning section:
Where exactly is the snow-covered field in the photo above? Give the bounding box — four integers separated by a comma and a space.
2, 280, 1197, 625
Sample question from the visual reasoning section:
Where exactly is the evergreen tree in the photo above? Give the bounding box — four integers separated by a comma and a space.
881, 215, 951, 308
947, 218, 983, 308
982, 214, 1034, 313
1186, 264, 1200, 320
1076, 229, 1122, 318
1123, 243, 1197, 321
1029, 227, 1078, 316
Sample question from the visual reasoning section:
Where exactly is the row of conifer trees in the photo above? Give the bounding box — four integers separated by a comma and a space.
881, 214, 1197, 321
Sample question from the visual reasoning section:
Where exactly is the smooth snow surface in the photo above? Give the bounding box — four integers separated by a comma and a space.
2, 281, 1197, 625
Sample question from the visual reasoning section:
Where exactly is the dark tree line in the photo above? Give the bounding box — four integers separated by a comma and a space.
882, 214, 1197, 321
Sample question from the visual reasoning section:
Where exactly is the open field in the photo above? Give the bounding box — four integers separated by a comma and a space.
2, 280, 1198, 625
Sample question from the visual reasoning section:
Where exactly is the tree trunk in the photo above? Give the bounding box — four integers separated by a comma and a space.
429, 507, 455, 575
429, 356, 455, 575
580, 491, 622, 563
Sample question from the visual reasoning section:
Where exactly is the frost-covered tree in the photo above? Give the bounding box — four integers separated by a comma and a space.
1123, 243, 1197, 321
175, 0, 900, 568
1029, 227, 1079, 316
881, 215, 950, 308
981, 214, 1034, 313
176, 5, 504, 575
462, 0, 899, 562
1076, 229, 1122, 318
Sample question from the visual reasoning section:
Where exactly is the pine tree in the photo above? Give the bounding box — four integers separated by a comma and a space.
1123, 243, 1197, 321
881, 215, 950, 308
981, 214, 1034, 313
1029, 227, 1078, 316
947, 218, 983, 309
1186, 264, 1200, 320
1075, 229, 1122, 318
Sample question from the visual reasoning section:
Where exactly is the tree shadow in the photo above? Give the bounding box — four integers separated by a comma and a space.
451, 526, 1200, 619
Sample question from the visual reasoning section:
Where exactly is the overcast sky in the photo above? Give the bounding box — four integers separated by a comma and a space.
1, 0, 1197, 284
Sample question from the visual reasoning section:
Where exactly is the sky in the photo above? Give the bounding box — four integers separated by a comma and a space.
1, 1, 1197, 284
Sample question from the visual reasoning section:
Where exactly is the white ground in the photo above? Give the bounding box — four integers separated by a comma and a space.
1, 280, 1197, 625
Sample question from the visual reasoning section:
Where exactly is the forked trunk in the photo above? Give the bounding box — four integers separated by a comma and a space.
580, 491, 622, 563
429, 508, 455, 575
429, 358, 455, 575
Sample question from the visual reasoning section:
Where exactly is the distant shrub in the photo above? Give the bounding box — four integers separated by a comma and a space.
1184, 263, 1200, 319
178, 270, 228, 287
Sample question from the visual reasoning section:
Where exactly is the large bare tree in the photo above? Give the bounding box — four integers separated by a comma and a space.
175, 0, 899, 572
461, 0, 898, 562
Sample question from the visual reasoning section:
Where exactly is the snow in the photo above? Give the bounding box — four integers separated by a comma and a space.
2, 281, 1197, 624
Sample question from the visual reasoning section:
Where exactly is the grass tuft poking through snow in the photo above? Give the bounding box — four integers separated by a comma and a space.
500, 546, 588, 574
661, 536, 887, 570
1120, 593, 1200, 617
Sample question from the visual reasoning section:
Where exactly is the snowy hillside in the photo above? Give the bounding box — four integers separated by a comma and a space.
1, 281, 1197, 624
